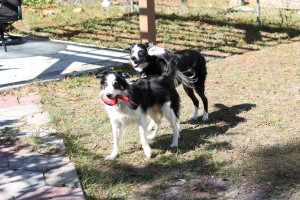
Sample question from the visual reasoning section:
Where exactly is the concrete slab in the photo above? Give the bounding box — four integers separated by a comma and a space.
45, 163, 80, 188
0, 37, 67, 59
0, 194, 14, 200
0, 36, 130, 90
0, 170, 45, 197
9, 153, 70, 172
0, 104, 42, 129
0, 157, 8, 169
2, 128, 32, 137
14, 186, 84, 200
0, 116, 19, 129
40, 133, 65, 150
0, 143, 31, 158
23, 111, 51, 127
0, 104, 42, 118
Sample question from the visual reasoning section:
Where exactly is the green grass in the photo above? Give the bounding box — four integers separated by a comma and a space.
0, 127, 16, 144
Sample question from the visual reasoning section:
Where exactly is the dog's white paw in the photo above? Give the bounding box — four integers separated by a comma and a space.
148, 46, 166, 56
147, 126, 154, 131
202, 112, 209, 121
104, 153, 117, 160
190, 106, 199, 121
147, 132, 156, 140
147, 121, 155, 131
143, 145, 152, 158
170, 142, 178, 148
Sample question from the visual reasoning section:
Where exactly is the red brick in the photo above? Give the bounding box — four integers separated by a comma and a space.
0, 95, 40, 109
15, 186, 85, 200
0, 96, 18, 108
19, 95, 41, 105
0, 144, 31, 158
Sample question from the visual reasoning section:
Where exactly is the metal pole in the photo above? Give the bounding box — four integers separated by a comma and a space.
256, 0, 261, 26
181, 0, 188, 9
130, 0, 134, 13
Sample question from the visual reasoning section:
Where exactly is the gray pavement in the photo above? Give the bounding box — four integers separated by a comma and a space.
0, 94, 85, 199
0, 35, 130, 90
0, 36, 131, 199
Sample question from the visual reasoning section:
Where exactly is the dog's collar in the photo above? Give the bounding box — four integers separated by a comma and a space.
116, 95, 139, 109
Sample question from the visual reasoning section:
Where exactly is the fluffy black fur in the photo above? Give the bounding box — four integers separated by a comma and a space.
125, 43, 208, 120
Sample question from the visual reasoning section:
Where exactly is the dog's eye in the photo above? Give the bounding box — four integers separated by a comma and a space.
139, 49, 145, 54
102, 82, 108, 87
113, 82, 121, 89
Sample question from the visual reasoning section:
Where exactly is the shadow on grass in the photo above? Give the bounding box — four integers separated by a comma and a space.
152, 103, 256, 153
78, 152, 222, 199
238, 142, 300, 199
156, 13, 300, 39
26, 12, 300, 57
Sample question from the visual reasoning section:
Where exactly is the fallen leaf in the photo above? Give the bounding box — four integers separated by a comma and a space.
58, 119, 65, 125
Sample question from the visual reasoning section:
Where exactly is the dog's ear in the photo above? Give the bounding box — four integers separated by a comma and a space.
116, 71, 129, 90
143, 42, 154, 49
96, 71, 109, 80
116, 70, 130, 79
124, 43, 135, 51
143, 42, 149, 48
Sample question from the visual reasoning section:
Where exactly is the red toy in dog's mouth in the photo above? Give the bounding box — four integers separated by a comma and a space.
101, 93, 118, 106
101, 93, 139, 109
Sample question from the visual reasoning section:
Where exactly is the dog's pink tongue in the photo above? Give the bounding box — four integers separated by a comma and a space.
131, 60, 139, 68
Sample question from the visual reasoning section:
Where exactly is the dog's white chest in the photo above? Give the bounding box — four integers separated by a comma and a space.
105, 103, 141, 125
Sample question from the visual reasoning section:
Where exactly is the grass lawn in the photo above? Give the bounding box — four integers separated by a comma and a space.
24, 40, 299, 199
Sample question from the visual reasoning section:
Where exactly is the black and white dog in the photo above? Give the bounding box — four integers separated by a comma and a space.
97, 54, 180, 160
125, 43, 208, 121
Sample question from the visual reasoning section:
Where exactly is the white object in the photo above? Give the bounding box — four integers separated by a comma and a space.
102, 0, 111, 8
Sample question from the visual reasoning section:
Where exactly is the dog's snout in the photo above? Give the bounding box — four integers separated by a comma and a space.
131, 56, 136, 61
106, 93, 112, 98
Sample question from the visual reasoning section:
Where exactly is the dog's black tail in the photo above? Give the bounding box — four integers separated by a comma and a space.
160, 50, 177, 78
148, 45, 197, 87
157, 51, 197, 87
174, 69, 197, 88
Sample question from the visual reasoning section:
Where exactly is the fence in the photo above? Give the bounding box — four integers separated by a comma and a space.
106, 0, 300, 28
26, 0, 299, 57
57, 0, 300, 29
